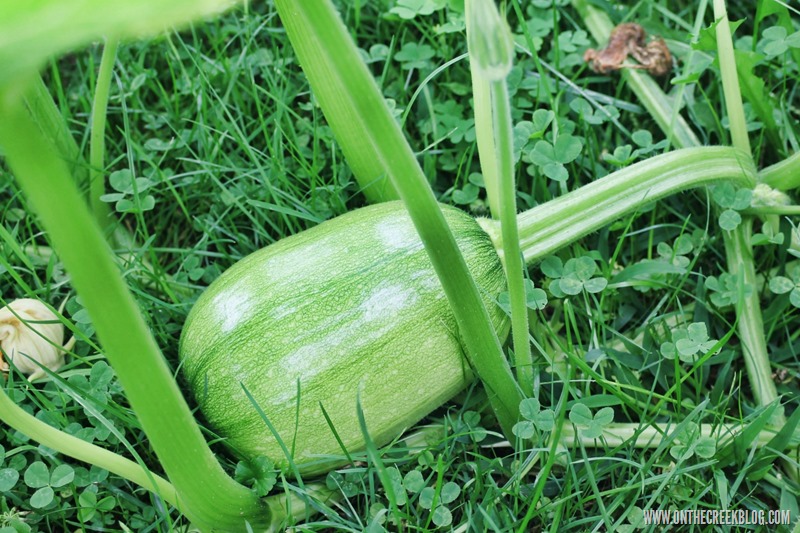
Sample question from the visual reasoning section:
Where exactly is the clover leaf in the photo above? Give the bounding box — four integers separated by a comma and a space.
569, 404, 614, 439
513, 397, 556, 439
547, 256, 607, 297
670, 422, 716, 460
528, 133, 583, 182
769, 266, 800, 308
234, 456, 277, 497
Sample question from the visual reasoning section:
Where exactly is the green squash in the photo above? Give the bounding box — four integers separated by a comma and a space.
179, 201, 507, 475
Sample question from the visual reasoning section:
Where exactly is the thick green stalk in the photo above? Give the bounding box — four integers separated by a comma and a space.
491, 79, 533, 397
713, 0, 750, 155
490, 147, 756, 263
89, 38, 118, 226
268, 1, 396, 203
0, 93, 271, 531
760, 148, 800, 190
274, 0, 523, 438
465, 1, 500, 219
558, 422, 793, 449
22, 75, 86, 183
723, 219, 779, 411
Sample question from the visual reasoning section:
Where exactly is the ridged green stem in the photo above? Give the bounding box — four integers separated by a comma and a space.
0, 91, 271, 531
760, 151, 800, 190
490, 147, 756, 263
274, 0, 522, 439
558, 422, 793, 449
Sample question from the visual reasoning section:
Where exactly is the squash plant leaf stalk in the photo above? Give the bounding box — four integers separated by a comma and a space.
572, 1, 784, 429
466, 0, 533, 397
274, 0, 523, 438
0, 92, 273, 531
713, 0, 783, 427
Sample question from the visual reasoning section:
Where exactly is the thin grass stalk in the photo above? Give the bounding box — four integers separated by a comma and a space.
274, 0, 522, 438
0, 93, 271, 531
713, 0, 783, 426
89, 38, 118, 227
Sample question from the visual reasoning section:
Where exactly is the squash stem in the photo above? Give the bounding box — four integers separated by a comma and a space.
0, 89, 272, 531
0, 382, 180, 509
490, 77, 532, 397
488, 147, 756, 264
713, 0, 785, 428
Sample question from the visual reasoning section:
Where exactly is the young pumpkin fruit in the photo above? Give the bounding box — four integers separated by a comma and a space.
179, 201, 507, 475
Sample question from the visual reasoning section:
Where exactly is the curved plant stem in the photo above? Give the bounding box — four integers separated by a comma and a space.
485, 147, 756, 263
275, 0, 523, 438
268, 0, 396, 203
760, 151, 800, 190
89, 38, 118, 227
0, 91, 272, 531
0, 384, 179, 508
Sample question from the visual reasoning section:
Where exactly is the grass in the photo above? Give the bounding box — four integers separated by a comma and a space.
1, 0, 800, 531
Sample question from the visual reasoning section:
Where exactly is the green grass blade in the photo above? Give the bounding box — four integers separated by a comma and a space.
89, 38, 118, 227
274, 0, 523, 438
0, 93, 271, 530
0, 0, 241, 88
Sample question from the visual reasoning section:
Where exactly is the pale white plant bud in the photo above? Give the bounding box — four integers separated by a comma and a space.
466, 0, 514, 81
0, 298, 69, 381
